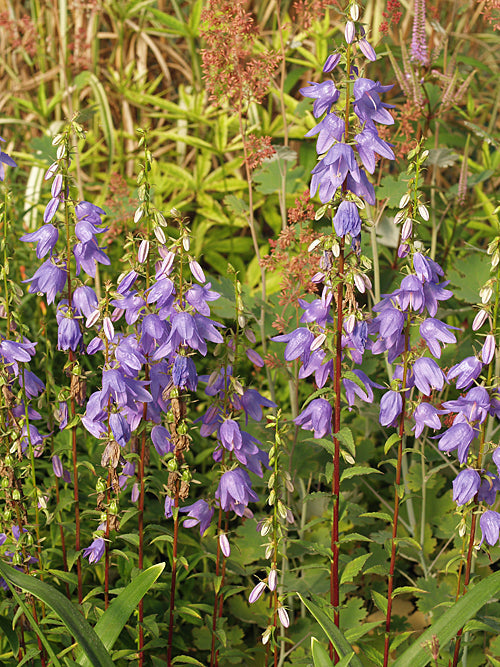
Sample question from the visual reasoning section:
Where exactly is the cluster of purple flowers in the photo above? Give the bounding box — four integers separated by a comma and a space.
300, 31, 395, 219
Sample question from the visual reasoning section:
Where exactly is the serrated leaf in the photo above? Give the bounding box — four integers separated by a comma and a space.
360, 511, 392, 522
336, 427, 355, 456
341, 466, 382, 482
314, 437, 335, 456
392, 586, 426, 598
371, 590, 388, 615
426, 148, 459, 168
340, 553, 371, 586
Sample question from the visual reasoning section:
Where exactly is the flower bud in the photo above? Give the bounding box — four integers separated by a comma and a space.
182, 236, 190, 251
345, 21, 355, 43
401, 218, 413, 241
219, 532, 230, 558
154, 225, 166, 244
344, 313, 356, 334
138, 239, 149, 263
189, 260, 205, 283
472, 309, 488, 331
249, 581, 266, 604
311, 333, 326, 351
418, 204, 429, 221
482, 334, 496, 365
51, 173, 63, 198
103, 316, 114, 341
268, 568, 277, 591
350, 3, 360, 21
278, 606, 290, 628
399, 193, 410, 209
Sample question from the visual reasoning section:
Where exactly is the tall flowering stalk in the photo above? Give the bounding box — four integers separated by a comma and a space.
446, 233, 500, 666
370, 145, 456, 665
23, 119, 110, 603
275, 3, 394, 660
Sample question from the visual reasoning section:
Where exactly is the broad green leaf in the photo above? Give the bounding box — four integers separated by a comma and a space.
393, 571, 500, 667
297, 595, 364, 667
392, 585, 426, 598
311, 637, 334, 667
336, 427, 355, 457
78, 563, 165, 666
0, 614, 19, 655
340, 554, 371, 586
0, 559, 110, 667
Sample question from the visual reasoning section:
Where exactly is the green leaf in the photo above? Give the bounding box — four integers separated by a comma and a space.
341, 466, 382, 482
0, 559, 112, 667
78, 563, 165, 665
384, 433, 401, 455
172, 656, 206, 666
371, 590, 388, 615
393, 571, 500, 667
336, 427, 355, 457
311, 637, 334, 667
0, 614, 19, 655
392, 586, 426, 598
340, 554, 371, 586
297, 595, 364, 667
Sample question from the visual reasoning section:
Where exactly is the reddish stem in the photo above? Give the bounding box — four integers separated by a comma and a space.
329, 242, 345, 663
167, 494, 180, 666
383, 322, 410, 667
138, 401, 148, 666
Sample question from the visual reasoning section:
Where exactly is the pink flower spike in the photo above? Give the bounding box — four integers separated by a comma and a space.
249, 580, 266, 604
103, 317, 114, 341
138, 239, 149, 264
278, 606, 290, 628
219, 532, 230, 558
189, 260, 205, 283
345, 21, 356, 44
482, 335, 496, 365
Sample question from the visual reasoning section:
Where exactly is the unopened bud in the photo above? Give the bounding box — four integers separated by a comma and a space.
138, 239, 149, 263
472, 309, 488, 331
219, 532, 230, 558
482, 334, 496, 365
154, 225, 166, 244
401, 218, 413, 241
182, 236, 190, 251
345, 21, 355, 43
418, 204, 429, 221
268, 568, 277, 591
344, 313, 356, 334
350, 3, 360, 21
399, 193, 410, 209
249, 580, 266, 604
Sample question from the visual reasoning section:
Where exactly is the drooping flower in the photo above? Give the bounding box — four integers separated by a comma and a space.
479, 510, 500, 546
293, 398, 332, 439
453, 469, 481, 506
437, 422, 475, 464
333, 200, 362, 238
379, 390, 403, 427
20, 224, 59, 259
180, 499, 214, 536
419, 318, 457, 358
215, 468, 258, 517
412, 357, 446, 396
83, 537, 105, 564
24, 259, 67, 305
299, 80, 340, 118
447, 356, 483, 390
